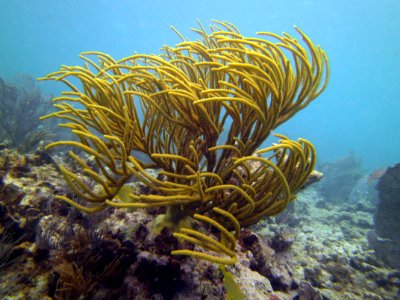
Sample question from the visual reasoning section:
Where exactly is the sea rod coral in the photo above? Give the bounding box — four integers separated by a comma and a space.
40, 20, 329, 265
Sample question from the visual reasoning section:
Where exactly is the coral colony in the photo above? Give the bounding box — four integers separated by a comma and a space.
39, 20, 328, 264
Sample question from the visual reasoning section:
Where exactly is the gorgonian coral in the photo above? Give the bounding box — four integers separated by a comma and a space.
0, 76, 54, 152
40, 20, 329, 264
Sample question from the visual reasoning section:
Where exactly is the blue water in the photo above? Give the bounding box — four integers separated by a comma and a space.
1, 0, 399, 172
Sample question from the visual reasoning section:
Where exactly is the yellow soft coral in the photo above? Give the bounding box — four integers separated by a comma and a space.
40, 20, 329, 264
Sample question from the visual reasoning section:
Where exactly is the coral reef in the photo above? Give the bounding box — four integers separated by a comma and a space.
1, 149, 399, 299
0, 75, 57, 153
2, 19, 397, 300
40, 20, 329, 264
369, 163, 400, 269
0, 149, 269, 299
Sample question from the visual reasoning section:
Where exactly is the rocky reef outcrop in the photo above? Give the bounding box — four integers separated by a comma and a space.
369, 163, 400, 269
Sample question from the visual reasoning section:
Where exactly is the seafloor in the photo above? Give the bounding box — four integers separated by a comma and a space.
0, 148, 399, 300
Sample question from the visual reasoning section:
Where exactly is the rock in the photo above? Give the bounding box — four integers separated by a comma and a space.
239, 230, 295, 291
270, 228, 296, 252
296, 281, 323, 300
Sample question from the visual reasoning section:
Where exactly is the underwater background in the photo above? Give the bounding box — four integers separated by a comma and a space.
1, 1, 400, 299
1, 0, 399, 172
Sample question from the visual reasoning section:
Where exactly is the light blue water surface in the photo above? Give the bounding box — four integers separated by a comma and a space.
0, 0, 399, 171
